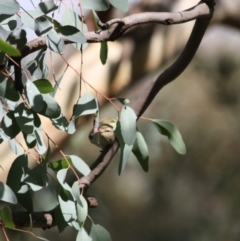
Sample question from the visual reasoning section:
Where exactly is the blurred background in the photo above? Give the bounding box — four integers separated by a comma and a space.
1, 0, 240, 240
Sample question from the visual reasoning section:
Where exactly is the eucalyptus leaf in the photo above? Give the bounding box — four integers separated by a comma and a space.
76, 195, 88, 223
0, 73, 19, 101
34, 16, 52, 36
58, 195, 77, 222
1, 111, 21, 139
6, 154, 28, 193
36, 1, 58, 14
34, 127, 47, 154
52, 113, 69, 132
34, 79, 54, 94
120, 106, 137, 145
0, 182, 17, 204
90, 223, 112, 241
83, 0, 109, 11
77, 228, 92, 241
100, 42, 108, 65
0, 38, 20, 56
70, 155, 91, 176
60, 25, 86, 43
25, 79, 45, 112
45, 29, 65, 53
108, 0, 128, 12
150, 119, 186, 155
118, 144, 132, 175
0, 206, 15, 229
0, 0, 20, 15
132, 131, 149, 172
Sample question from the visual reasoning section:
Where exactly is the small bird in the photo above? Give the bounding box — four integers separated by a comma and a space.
89, 118, 117, 149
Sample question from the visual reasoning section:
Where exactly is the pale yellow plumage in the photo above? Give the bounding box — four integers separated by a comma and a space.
89, 118, 117, 148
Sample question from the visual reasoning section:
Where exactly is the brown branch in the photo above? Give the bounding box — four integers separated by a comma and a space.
17, 1, 211, 59
10, 0, 215, 229
78, 0, 214, 191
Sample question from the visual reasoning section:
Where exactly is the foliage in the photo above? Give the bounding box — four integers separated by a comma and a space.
0, 0, 187, 240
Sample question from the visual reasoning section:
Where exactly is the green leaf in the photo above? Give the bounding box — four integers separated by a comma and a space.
7, 29, 27, 49
0, 182, 17, 204
132, 131, 149, 172
25, 79, 45, 112
48, 158, 71, 172
14, 103, 35, 134
34, 16, 52, 36
69, 155, 91, 176
1, 111, 21, 139
0, 206, 15, 229
34, 79, 54, 94
38, 94, 61, 119
150, 119, 186, 155
60, 25, 86, 43
100, 42, 108, 65
83, 0, 109, 11
0, 38, 20, 56
90, 223, 112, 241
45, 29, 65, 53
77, 228, 92, 241
36, 1, 58, 14
0, 73, 20, 101
108, 0, 128, 12
6, 154, 28, 193
0, 0, 20, 15
120, 106, 137, 145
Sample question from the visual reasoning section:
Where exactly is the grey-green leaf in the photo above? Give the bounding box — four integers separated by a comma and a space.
60, 25, 86, 43
8, 139, 23, 155
132, 131, 149, 172
0, 0, 20, 15
14, 103, 35, 134
0, 182, 17, 204
150, 119, 186, 155
45, 29, 65, 53
77, 228, 92, 241
119, 144, 132, 175
83, 0, 109, 11
25, 79, 45, 112
90, 223, 112, 241
1, 111, 21, 139
120, 106, 137, 145
0, 73, 20, 101
69, 155, 91, 176
34, 16, 52, 36
38, 94, 61, 119
34, 128, 47, 154
36, 1, 58, 14
108, 0, 128, 12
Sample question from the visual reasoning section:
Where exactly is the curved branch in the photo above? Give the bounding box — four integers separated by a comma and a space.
79, 1, 214, 190
19, 1, 211, 59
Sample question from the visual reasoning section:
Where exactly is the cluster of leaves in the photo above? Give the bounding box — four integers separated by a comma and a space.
0, 0, 186, 240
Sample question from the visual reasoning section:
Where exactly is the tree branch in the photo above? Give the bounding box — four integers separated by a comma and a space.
78, 0, 214, 191
18, 1, 212, 59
